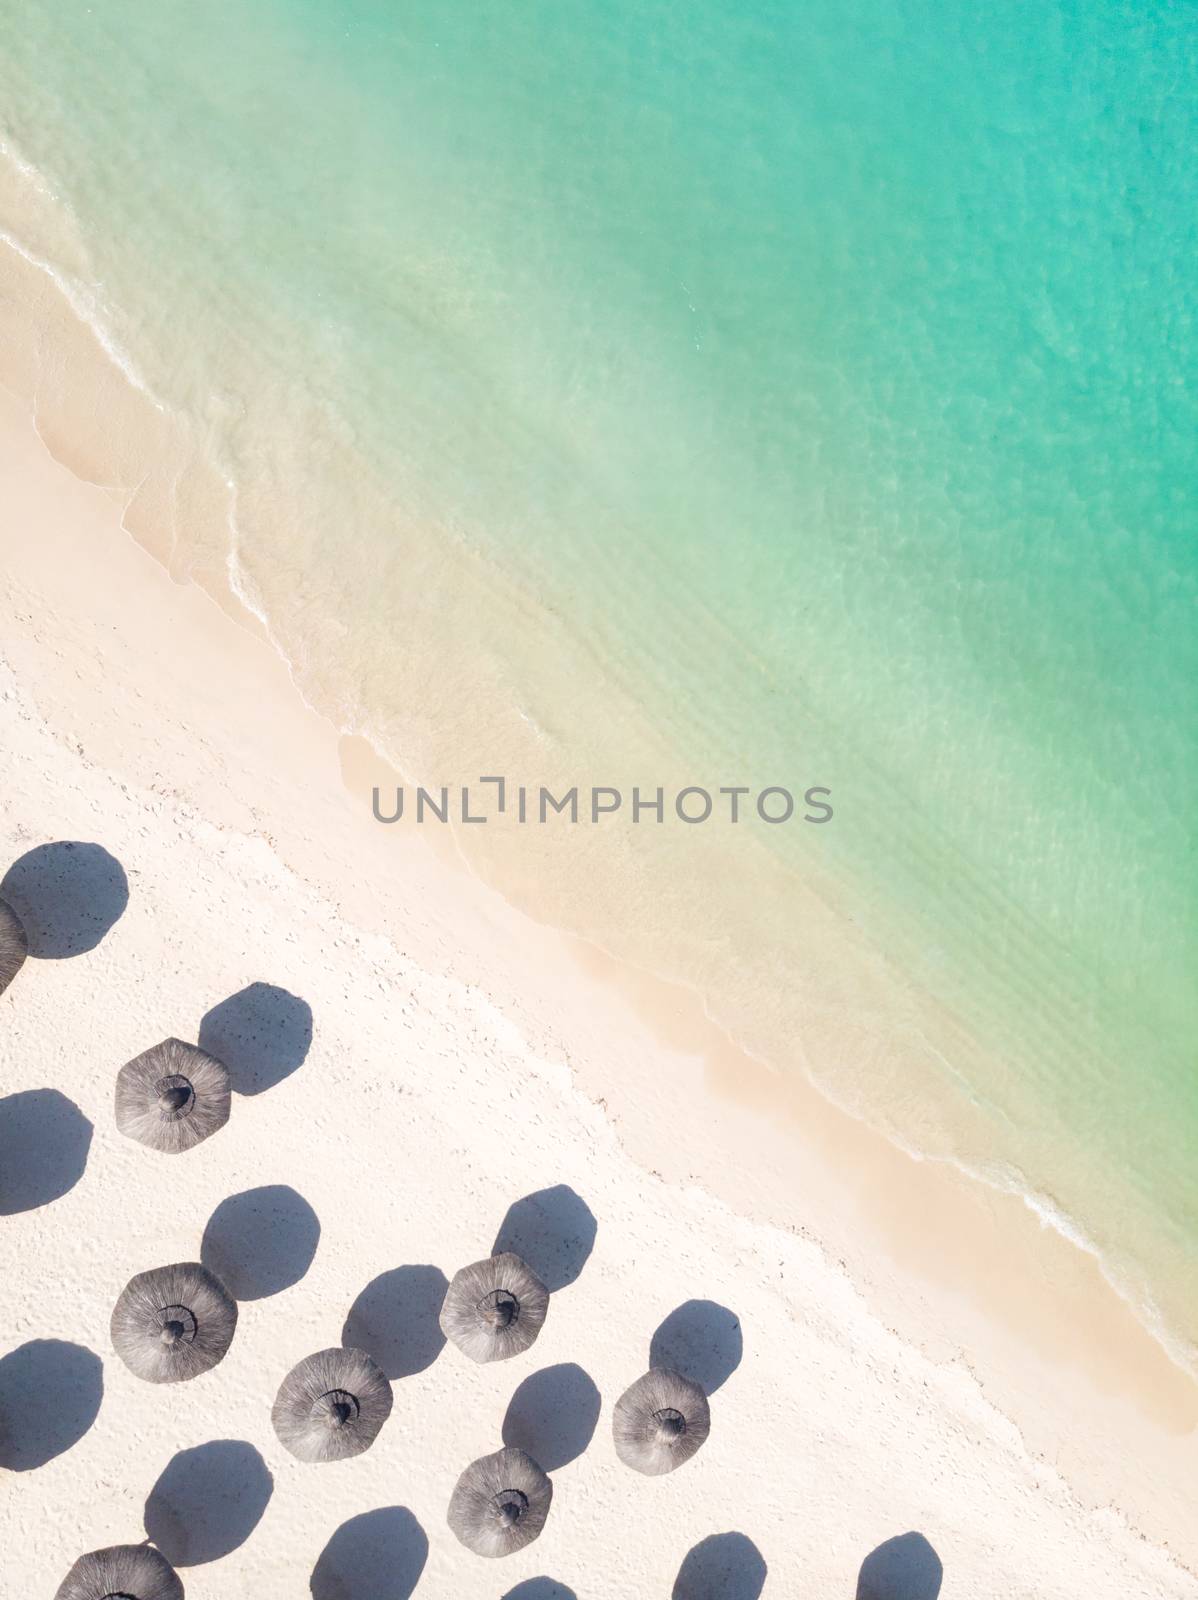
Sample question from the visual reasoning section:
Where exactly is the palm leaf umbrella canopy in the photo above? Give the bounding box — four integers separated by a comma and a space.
272, 1347, 393, 1462
111, 1262, 237, 1383
439, 1252, 549, 1364
0, 895, 27, 996
54, 1543, 183, 1600
115, 1037, 231, 1154
612, 1368, 711, 1475
447, 1446, 553, 1557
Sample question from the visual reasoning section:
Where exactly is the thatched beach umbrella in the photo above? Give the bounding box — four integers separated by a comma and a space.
447, 1446, 553, 1557
272, 1347, 393, 1462
612, 1368, 710, 1475
0, 896, 27, 996
111, 1262, 237, 1383
439, 1252, 549, 1364
54, 1543, 183, 1600
115, 1037, 231, 1154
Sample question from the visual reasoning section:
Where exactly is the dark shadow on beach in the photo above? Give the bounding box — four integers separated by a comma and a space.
0, 1089, 92, 1215
342, 1264, 448, 1380
493, 1185, 597, 1292
1, 841, 128, 958
199, 982, 312, 1095
145, 1439, 272, 1565
201, 1184, 320, 1300
0, 1339, 103, 1470
503, 1582, 579, 1600
310, 1507, 428, 1600
857, 1532, 944, 1599
651, 1299, 743, 1394
502, 1362, 601, 1471
673, 1533, 767, 1600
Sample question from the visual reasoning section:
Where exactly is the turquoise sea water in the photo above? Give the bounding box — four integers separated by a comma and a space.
1, 4, 1195, 1351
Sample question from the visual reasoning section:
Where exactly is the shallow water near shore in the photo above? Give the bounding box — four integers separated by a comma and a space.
0, 0, 1195, 1363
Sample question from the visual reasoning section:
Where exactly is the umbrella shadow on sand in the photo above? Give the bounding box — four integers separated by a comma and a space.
857, 1532, 943, 1599
0, 1089, 92, 1215
144, 1440, 272, 1565
201, 1184, 321, 1300
199, 982, 313, 1095
502, 1362, 601, 1471
0, 1339, 103, 1470
310, 1506, 428, 1600
342, 1264, 448, 1379
503, 1582, 578, 1600
673, 1532, 767, 1600
651, 1299, 743, 1394
1, 841, 128, 958
492, 1185, 597, 1292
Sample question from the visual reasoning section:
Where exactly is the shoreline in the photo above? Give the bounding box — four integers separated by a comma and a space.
1, 167, 1194, 1387
2, 350, 1197, 1596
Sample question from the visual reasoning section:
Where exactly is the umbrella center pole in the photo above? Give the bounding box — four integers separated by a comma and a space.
154, 1073, 196, 1119
652, 1406, 688, 1440
492, 1488, 530, 1526
317, 1388, 361, 1428
478, 1288, 520, 1328
157, 1304, 199, 1345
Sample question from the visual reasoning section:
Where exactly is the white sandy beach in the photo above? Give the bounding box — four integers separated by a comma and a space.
1, 369, 1197, 1599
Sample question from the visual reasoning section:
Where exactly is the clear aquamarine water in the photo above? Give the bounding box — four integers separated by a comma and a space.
2, 2, 1195, 1353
